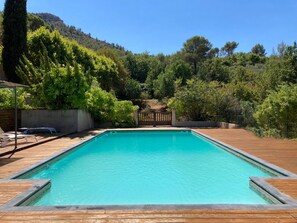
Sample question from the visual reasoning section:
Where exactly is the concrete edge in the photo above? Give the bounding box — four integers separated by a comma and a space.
250, 177, 297, 205
0, 179, 51, 210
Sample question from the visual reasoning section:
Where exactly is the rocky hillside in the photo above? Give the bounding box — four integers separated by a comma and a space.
36, 13, 125, 52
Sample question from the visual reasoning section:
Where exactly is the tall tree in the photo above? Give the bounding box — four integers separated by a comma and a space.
277, 41, 287, 57
251, 44, 266, 56
182, 36, 212, 75
221, 41, 239, 56
209, 47, 220, 58
2, 0, 27, 82
125, 53, 150, 83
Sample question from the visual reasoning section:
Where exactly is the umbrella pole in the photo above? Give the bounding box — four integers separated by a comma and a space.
9, 87, 18, 158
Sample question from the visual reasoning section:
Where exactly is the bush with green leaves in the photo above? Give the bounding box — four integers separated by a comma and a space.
167, 60, 191, 85
86, 86, 138, 127
124, 78, 141, 100
17, 30, 137, 126
144, 54, 167, 97
240, 100, 257, 126
198, 58, 230, 83
41, 64, 89, 109
112, 100, 138, 127
151, 60, 190, 99
0, 88, 30, 109
17, 44, 90, 109
86, 86, 116, 122
153, 70, 175, 99
254, 84, 297, 138
168, 80, 216, 121
26, 27, 121, 93
169, 79, 240, 121
125, 53, 151, 83
97, 47, 129, 97
259, 57, 295, 97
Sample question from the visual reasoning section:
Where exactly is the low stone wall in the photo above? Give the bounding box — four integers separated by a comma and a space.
0, 109, 21, 131
218, 122, 239, 129
173, 121, 218, 128
94, 122, 113, 128
171, 110, 239, 128
21, 110, 94, 133
173, 121, 239, 128
77, 110, 94, 132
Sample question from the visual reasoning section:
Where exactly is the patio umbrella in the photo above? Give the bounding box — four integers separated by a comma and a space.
0, 81, 28, 157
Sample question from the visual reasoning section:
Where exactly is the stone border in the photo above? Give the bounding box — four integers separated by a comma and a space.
1, 128, 297, 212
250, 177, 297, 205
0, 179, 50, 210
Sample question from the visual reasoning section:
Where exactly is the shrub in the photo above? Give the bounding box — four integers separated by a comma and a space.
247, 127, 282, 138
17, 46, 90, 109
86, 86, 138, 127
86, 86, 116, 122
26, 27, 121, 93
41, 64, 89, 109
112, 101, 138, 127
240, 101, 257, 126
169, 79, 240, 121
153, 70, 175, 99
254, 84, 297, 138
0, 88, 30, 109
124, 78, 141, 99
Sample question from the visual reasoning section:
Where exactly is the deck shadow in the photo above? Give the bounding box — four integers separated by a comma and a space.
0, 158, 23, 167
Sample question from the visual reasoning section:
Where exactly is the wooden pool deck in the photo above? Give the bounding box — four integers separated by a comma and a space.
197, 129, 297, 174
0, 128, 297, 222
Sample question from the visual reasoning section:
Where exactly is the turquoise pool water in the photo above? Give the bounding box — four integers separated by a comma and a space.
20, 131, 273, 206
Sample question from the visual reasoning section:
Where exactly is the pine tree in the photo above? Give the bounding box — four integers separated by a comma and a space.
2, 0, 27, 83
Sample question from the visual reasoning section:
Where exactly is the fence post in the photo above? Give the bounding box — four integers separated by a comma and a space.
172, 109, 176, 127
153, 111, 156, 127
134, 110, 139, 127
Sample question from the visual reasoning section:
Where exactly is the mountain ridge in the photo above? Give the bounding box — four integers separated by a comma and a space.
35, 13, 126, 53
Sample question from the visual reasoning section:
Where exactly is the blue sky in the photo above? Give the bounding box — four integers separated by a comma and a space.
1, 0, 297, 55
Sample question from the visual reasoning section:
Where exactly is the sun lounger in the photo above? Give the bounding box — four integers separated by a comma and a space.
4, 133, 38, 142
0, 134, 9, 148
19, 127, 57, 134
0, 127, 38, 145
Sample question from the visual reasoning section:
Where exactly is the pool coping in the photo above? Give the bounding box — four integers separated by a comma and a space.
1, 128, 297, 212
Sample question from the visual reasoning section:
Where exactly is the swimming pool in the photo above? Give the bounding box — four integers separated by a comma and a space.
18, 130, 276, 206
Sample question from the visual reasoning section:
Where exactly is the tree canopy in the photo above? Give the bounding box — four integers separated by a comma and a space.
251, 44, 266, 56
2, 0, 27, 82
182, 36, 212, 75
221, 41, 239, 56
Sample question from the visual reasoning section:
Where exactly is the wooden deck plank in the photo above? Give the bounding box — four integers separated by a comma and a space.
0, 128, 297, 222
197, 129, 297, 174
0, 181, 33, 206
266, 179, 297, 200
0, 210, 297, 222
0, 130, 102, 179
